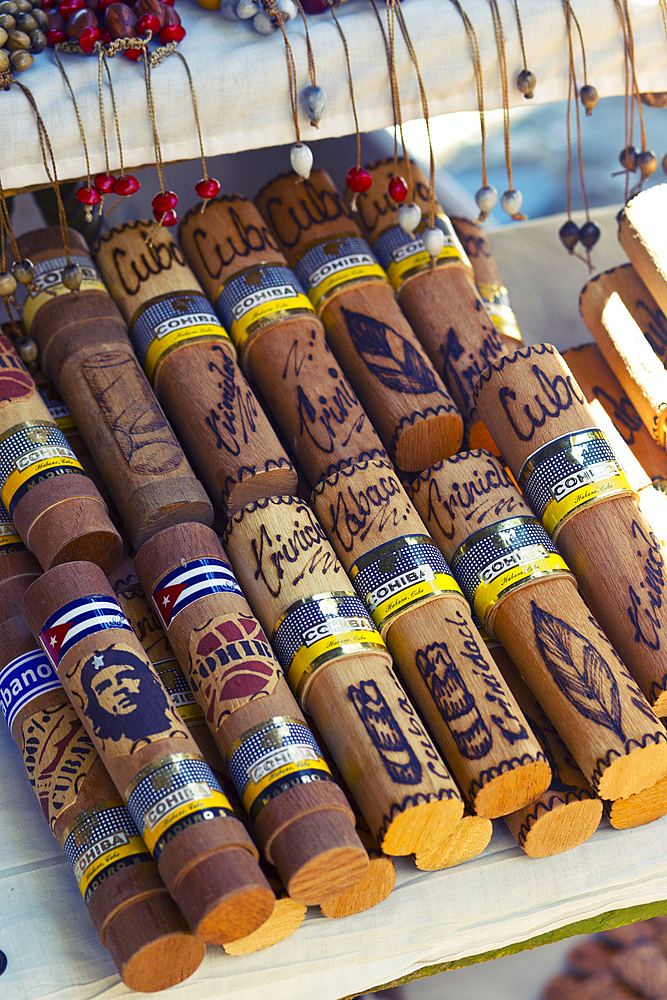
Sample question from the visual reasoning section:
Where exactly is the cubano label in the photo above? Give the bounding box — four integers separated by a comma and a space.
124, 752, 234, 858
226, 715, 332, 821
36, 381, 77, 433
349, 534, 462, 634
39, 595, 133, 670
518, 428, 636, 538
63, 800, 150, 902
292, 233, 387, 311
0, 648, 62, 731
214, 262, 314, 352
450, 515, 572, 626
372, 215, 469, 291
151, 557, 243, 631
129, 291, 232, 385
0, 502, 25, 554
154, 656, 204, 725
476, 282, 522, 343
0, 420, 85, 516
15, 256, 107, 334
272, 591, 387, 701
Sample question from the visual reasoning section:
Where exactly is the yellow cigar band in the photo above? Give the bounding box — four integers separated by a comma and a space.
473, 552, 571, 624
229, 295, 314, 352
540, 474, 633, 536
77, 834, 146, 898
143, 324, 227, 384
63, 799, 148, 900
369, 572, 460, 631
140, 788, 232, 853
288, 628, 386, 701
308, 261, 387, 310
214, 263, 315, 353
0, 521, 23, 550
385, 244, 463, 291
22, 278, 106, 334
2, 454, 84, 511
476, 282, 522, 342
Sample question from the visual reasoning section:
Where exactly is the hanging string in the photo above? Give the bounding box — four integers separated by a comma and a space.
53, 46, 93, 196
386, 0, 414, 203
330, 5, 360, 165
488, 0, 525, 219
613, 0, 656, 196
369, 0, 399, 169
292, 0, 317, 90
511, 0, 536, 98
143, 38, 165, 196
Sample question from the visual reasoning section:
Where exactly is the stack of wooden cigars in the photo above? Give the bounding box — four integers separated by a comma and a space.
5, 161, 667, 991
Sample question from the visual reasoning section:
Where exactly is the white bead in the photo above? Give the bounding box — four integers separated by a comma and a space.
277, 0, 298, 20
290, 143, 313, 179
236, 0, 259, 18
475, 185, 498, 214
423, 227, 445, 258
253, 10, 277, 33
398, 203, 422, 234
501, 189, 523, 216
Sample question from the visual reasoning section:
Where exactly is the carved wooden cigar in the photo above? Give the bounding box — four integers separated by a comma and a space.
474, 343, 667, 717
21, 561, 276, 943
254, 169, 463, 470
618, 185, 667, 328
311, 458, 551, 818
411, 450, 667, 801
223, 863, 307, 955
0, 332, 121, 570
487, 640, 602, 857
412, 811, 493, 871
222, 494, 465, 854
14, 227, 213, 549
0, 504, 41, 614
179, 196, 387, 487
347, 159, 506, 446
94, 221, 298, 515
133, 521, 369, 905
604, 774, 667, 829
449, 215, 523, 348
0, 613, 206, 991
579, 263, 667, 445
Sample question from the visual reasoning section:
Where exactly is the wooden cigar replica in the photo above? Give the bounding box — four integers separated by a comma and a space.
348, 159, 506, 446
579, 263, 667, 445
0, 613, 206, 991
0, 504, 41, 613
222, 494, 465, 854
21, 561, 276, 944
449, 215, 523, 349
134, 521, 369, 905
618, 185, 667, 338
14, 227, 213, 548
487, 641, 602, 857
0, 332, 121, 570
604, 773, 667, 829
222, 863, 307, 955
411, 450, 667, 801
179, 196, 387, 488
312, 458, 551, 818
474, 343, 667, 716
412, 811, 493, 871
94, 221, 298, 515
254, 169, 463, 470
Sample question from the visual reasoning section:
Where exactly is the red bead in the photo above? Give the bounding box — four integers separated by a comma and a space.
94, 172, 115, 192
79, 24, 101, 51
42, 0, 57, 8
59, 0, 85, 17
159, 22, 184, 42
195, 177, 220, 200
153, 207, 178, 226
99, 27, 112, 42
123, 46, 141, 59
76, 186, 101, 206
96, 0, 115, 11
136, 11, 159, 32
160, 0, 174, 6
152, 190, 178, 212
346, 166, 372, 194
47, 27, 68, 43
113, 174, 140, 195
388, 174, 408, 203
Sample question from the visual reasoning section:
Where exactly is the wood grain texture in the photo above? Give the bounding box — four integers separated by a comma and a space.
412, 811, 493, 870
605, 772, 667, 829
619, 185, 667, 353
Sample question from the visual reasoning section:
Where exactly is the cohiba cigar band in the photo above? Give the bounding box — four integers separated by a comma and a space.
129, 291, 232, 385
272, 591, 387, 701
226, 715, 332, 822
14, 256, 107, 334
124, 752, 234, 858
0, 503, 26, 554
153, 658, 205, 725
450, 515, 572, 626
476, 283, 522, 342
371, 216, 469, 291
151, 557, 244, 631
39, 595, 134, 670
349, 534, 462, 633
214, 262, 314, 352
518, 428, 636, 537
36, 384, 77, 434
0, 420, 85, 516
0, 648, 62, 730
63, 799, 150, 903
292, 232, 387, 311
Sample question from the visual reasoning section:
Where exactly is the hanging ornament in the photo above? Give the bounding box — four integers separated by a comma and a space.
290, 142, 313, 178
512, 2, 535, 98
303, 84, 326, 127
328, 1, 369, 207
613, 0, 655, 200
388, 174, 407, 203
398, 202, 422, 234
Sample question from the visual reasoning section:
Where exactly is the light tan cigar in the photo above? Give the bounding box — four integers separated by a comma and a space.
412, 810, 493, 870
605, 772, 667, 829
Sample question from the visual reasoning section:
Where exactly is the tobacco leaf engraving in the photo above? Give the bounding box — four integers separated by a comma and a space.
348, 678, 422, 784
415, 642, 493, 760
340, 306, 438, 396
531, 602, 625, 740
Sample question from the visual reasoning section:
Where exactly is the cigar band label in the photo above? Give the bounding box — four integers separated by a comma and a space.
349, 534, 462, 633
518, 428, 636, 537
0, 648, 62, 730
36, 383, 77, 433
292, 232, 387, 311
372, 216, 469, 291
39, 595, 134, 669
214, 262, 315, 351
0, 502, 25, 553
226, 715, 332, 821
15, 256, 107, 334
124, 752, 234, 858
272, 591, 387, 700
0, 420, 85, 516
129, 291, 232, 385
152, 557, 243, 630
450, 515, 572, 626
154, 656, 204, 725
476, 282, 522, 342
63, 800, 150, 902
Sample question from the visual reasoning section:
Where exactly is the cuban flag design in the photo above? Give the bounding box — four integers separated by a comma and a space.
39, 595, 133, 669
152, 558, 243, 630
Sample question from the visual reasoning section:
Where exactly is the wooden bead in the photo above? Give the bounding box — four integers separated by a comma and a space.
133, 0, 166, 27
255, 170, 464, 471
66, 7, 95, 35
412, 811, 493, 870
103, 2, 136, 38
